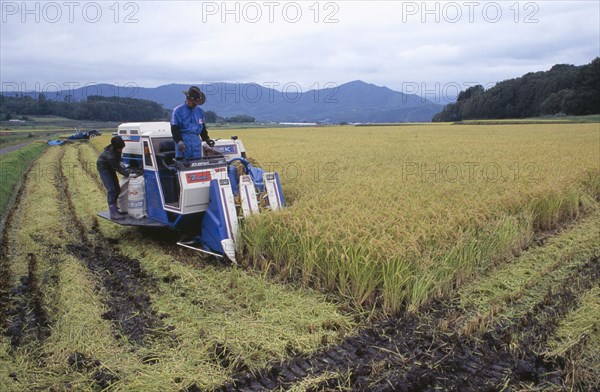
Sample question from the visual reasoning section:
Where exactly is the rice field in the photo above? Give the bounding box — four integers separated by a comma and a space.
236, 124, 600, 314
1, 122, 598, 390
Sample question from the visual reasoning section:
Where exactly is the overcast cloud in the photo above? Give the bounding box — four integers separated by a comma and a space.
1, 0, 598, 101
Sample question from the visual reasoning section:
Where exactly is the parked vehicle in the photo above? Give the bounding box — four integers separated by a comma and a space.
68, 129, 102, 140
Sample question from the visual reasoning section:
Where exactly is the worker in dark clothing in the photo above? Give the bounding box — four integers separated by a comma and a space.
96, 136, 137, 220
171, 86, 215, 160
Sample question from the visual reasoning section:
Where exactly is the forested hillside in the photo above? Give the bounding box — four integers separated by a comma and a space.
0, 95, 168, 122
433, 58, 600, 121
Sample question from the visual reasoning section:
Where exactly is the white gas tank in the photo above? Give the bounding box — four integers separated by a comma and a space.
128, 176, 146, 219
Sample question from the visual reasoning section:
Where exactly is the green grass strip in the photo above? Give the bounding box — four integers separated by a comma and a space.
0, 142, 48, 220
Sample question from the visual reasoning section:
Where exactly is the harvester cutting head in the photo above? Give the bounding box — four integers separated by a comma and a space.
98, 122, 285, 264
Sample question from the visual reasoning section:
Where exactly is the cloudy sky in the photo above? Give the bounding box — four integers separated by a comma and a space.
1, 1, 598, 101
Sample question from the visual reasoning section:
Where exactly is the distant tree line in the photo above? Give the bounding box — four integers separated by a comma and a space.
204, 111, 255, 123
433, 57, 600, 121
0, 94, 256, 124
0, 94, 168, 122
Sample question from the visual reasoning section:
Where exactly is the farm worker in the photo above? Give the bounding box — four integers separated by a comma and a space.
96, 136, 138, 220
171, 86, 215, 160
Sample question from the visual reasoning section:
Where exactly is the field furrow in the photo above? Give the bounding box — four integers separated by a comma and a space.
546, 286, 600, 389
456, 209, 600, 336
504, 255, 599, 354
1, 147, 64, 351
5, 253, 51, 348
0, 147, 48, 330
59, 146, 168, 345
0, 147, 135, 391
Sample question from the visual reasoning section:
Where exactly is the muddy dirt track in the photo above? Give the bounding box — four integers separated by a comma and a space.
56, 148, 170, 345
0, 159, 40, 331
217, 255, 599, 392
5, 253, 51, 348
3, 147, 168, 350
1, 158, 58, 350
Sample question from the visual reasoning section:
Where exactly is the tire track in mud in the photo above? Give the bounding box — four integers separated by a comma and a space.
5, 253, 51, 348
0, 158, 40, 329
359, 254, 600, 392
219, 254, 599, 391
503, 255, 600, 354
1, 150, 60, 348
57, 147, 168, 345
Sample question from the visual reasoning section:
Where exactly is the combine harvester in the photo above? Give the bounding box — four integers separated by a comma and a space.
98, 122, 285, 264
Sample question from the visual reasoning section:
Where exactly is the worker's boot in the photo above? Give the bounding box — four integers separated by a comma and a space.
109, 204, 125, 220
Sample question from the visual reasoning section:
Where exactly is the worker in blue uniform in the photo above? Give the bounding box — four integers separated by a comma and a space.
171, 86, 215, 160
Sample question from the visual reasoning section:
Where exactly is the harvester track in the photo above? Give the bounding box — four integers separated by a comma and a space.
57, 148, 168, 345
5, 253, 51, 348
1, 151, 60, 348
0, 157, 40, 329
220, 254, 599, 391
502, 255, 600, 354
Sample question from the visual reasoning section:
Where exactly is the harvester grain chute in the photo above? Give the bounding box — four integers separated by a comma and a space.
97, 122, 285, 264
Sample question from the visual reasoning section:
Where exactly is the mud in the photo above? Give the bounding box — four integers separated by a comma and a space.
0, 229, 14, 328
57, 148, 169, 345
139, 226, 228, 269
219, 255, 599, 391
66, 241, 166, 345
4, 253, 51, 348
0, 155, 39, 328
57, 149, 87, 240
505, 255, 600, 354
67, 351, 120, 390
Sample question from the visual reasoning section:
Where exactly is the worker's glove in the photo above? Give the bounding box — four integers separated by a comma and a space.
206, 139, 215, 148
177, 141, 186, 152
130, 169, 143, 178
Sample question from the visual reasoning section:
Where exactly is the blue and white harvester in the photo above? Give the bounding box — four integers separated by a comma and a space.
98, 122, 285, 264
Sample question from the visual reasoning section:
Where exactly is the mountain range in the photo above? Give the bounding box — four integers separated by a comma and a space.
3, 81, 443, 123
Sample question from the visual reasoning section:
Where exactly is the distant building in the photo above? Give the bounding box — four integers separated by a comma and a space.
279, 122, 318, 126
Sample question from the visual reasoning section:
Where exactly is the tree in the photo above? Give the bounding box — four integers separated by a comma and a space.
204, 110, 218, 123
226, 114, 255, 123
456, 85, 484, 102
0, 94, 166, 122
540, 90, 570, 115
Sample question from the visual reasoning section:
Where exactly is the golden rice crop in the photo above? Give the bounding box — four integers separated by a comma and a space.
223, 124, 600, 315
